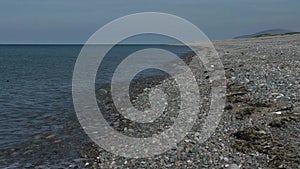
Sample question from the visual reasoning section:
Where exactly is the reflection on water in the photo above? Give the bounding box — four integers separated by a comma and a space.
0, 44, 191, 166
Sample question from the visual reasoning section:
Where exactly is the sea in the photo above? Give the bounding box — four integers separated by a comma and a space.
0, 44, 192, 167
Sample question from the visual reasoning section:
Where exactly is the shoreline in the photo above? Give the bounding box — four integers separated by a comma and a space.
2, 34, 299, 168
1, 47, 196, 168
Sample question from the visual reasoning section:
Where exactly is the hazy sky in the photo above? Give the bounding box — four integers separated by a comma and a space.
1, 0, 300, 43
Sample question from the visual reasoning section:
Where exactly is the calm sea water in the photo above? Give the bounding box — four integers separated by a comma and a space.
0, 45, 191, 155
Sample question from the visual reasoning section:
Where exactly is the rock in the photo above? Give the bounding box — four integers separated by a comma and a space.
184, 139, 192, 143
245, 78, 250, 84
194, 132, 200, 137
270, 93, 284, 98
229, 164, 239, 169
271, 111, 282, 115
269, 119, 287, 128
223, 157, 229, 162
292, 107, 300, 113
54, 140, 61, 143
33, 135, 42, 139
235, 107, 255, 119
97, 88, 107, 95
128, 129, 134, 133
45, 134, 55, 139
225, 104, 233, 110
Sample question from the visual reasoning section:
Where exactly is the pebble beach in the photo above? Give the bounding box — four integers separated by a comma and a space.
82, 34, 300, 169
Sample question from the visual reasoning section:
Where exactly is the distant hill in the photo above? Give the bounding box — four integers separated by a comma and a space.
234, 29, 300, 39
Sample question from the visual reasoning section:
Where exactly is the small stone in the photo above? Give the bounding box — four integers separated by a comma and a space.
128, 129, 134, 133
224, 157, 229, 162
245, 78, 250, 83
34, 135, 42, 139
271, 93, 284, 98
225, 104, 233, 110
68, 164, 76, 168
229, 164, 239, 169
184, 139, 192, 143
292, 107, 300, 113
175, 161, 182, 166
257, 130, 267, 134
54, 140, 61, 143
98, 89, 107, 94
272, 111, 282, 115
45, 134, 55, 139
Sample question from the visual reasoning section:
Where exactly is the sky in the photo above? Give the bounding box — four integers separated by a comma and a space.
0, 0, 300, 44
